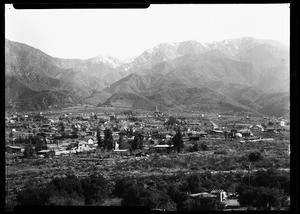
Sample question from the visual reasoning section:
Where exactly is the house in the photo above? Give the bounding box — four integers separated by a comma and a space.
250, 124, 264, 132
265, 127, 275, 132
113, 149, 129, 155
77, 141, 94, 152
55, 150, 74, 156
87, 138, 94, 145
210, 129, 223, 135
204, 121, 219, 130
190, 192, 217, 199
37, 150, 55, 158
210, 189, 227, 202
239, 129, 253, 137
151, 145, 173, 153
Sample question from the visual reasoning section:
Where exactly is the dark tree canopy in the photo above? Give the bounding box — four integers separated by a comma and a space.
34, 137, 47, 152
248, 151, 263, 162
103, 128, 114, 151
96, 127, 102, 149
58, 122, 65, 132
172, 129, 184, 152
237, 186, 281, 210
131, 133, 142, 151
23, 144, 35, 158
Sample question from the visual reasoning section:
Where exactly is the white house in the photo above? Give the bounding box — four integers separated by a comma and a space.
210, 189, 227, 202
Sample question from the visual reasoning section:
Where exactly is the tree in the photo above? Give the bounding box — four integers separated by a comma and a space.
45, 174, 84, 205
248, 151, 263, 162
186, 174, 206, 193
103, 128, 114, 151
23, 144, 35, 158
128, 127, 134, 137
131, 134, 141, 151
166, 116, 177, 129
118, 135, 130, 150
121, 185, 145, 206
189, 197, 225, 210
16, 181, 48, 205
172, 129, 184, 152
121, 184, 175, 210
237, 186, 281, 210
34, 137, 47, 152
245, 168, 290, 194
58, 122, 65, 132
113, 177, 136, 198
167, 184, 189, 209
96, 127, 103, 149
9, 130, 13, 139
81, 173, 108, 205
200, 143, 208, 151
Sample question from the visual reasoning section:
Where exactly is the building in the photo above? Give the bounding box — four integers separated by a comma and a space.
190, 192, 218, 199
250, 124, 264, 132
210, 189, 227, 202
154, 106, 163, 117
150, 145, 173, 153
239, 129, 253, 137
37, 150, 55, 158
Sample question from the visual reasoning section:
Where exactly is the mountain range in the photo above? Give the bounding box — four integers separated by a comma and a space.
5, 37, 290, 117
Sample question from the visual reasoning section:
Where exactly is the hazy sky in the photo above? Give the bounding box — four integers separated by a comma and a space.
5, 4, 290, 60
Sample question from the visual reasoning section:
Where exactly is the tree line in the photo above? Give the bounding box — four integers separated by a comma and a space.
14, 168, 290, 210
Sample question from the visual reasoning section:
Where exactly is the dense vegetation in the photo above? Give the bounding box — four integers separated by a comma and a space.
14, 168, 290, 210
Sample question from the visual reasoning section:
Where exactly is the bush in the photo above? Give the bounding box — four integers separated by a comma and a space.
17, 173, 110, 206
248, 151, 263, 162
186, 174, 206, 193
200, 143, 208, 151
214, 150, 227, 155
81, 173, 108, 205
118, 140, 130, 150
23, 144, 35, 158
237, 186, 282, 210
190, 197, 225, 210
113, 177, 136, 198
244, 168, 290, 194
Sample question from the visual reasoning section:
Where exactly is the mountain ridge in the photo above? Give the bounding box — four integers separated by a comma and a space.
5, 37, 290, 117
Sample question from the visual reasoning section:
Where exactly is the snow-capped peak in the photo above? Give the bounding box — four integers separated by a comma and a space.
89, 54, 124, 68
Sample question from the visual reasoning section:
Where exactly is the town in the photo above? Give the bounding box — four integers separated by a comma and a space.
5, 105, 290, 211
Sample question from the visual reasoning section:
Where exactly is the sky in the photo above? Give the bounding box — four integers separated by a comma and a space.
5, 4, 290, 60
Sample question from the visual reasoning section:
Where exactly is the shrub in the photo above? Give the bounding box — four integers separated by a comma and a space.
16, 180, 48, 205
248, 151, 263, 162
23, 144, 35, 158
214, 150, 227, 155
237, 186, 282, 210
113, 177, 136, 198
81, 173, 108, 205
186, 174, 206, 193
172, 130, 184, 152
190, 197, 225, 210
200, 143, 208, 151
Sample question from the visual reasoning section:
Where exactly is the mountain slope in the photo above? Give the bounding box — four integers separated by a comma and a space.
5, 39, 106, 110
147, 87, 260, 114
101, 92, 162, 110
5, 37, 290, 116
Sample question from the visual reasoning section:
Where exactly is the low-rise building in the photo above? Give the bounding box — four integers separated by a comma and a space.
210, 189, 227, 202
